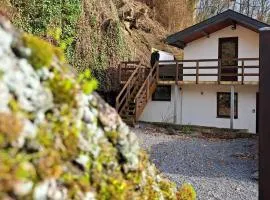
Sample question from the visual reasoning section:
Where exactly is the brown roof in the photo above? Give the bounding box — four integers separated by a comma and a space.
166, 9, 270, 49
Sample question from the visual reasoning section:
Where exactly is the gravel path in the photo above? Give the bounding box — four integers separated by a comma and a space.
132, 125, 258, 200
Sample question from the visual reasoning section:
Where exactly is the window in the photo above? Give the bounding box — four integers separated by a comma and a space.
217, 92, 238, 118
152, 86, 171, 101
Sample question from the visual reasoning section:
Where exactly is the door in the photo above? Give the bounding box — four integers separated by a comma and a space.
219, 37, 238, 81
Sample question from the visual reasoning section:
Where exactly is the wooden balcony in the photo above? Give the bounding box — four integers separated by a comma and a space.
119, 58, 260, 85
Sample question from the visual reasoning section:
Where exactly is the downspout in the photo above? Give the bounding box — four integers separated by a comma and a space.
178, 86, 183, 125
174, 61, 179, 124
174, 84, 178, 124
230, 85, 235, 129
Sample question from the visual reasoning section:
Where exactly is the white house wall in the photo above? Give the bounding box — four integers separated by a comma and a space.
139, 84, 258, 133
181, 85, 258, 133
139, 25, 259, 133
183, 25, 259, 82
139, 85, 180, 123
158, 50, 175, 61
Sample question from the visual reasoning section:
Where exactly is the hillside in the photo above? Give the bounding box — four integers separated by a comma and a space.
0, 0, 194, 92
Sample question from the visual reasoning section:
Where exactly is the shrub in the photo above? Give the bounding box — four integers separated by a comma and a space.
177, 183, 196, 200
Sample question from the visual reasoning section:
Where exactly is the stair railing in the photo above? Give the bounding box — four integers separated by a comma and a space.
134, 62, 159, 120
116, 62, 144, 114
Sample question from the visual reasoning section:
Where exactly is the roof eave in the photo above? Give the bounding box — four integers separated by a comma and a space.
166, 40, 185, 49
166, 9, 270, 49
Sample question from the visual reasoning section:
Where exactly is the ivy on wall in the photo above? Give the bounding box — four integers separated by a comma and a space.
10, 0, 82, 64
7, 0, 130, 92
74, 0, 130, 92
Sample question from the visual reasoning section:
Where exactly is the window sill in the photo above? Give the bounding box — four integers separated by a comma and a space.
216, 116, 238, 119
152, 99, 171, 102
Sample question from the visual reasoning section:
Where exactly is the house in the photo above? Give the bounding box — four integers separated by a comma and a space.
116, 10, 270, 133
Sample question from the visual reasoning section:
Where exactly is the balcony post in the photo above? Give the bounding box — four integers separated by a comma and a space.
118, 63, 122, 84
196, 61, 199, 84
241, 60, 244, 85
146, 79, 149, 100
156, 62, 159, 82
218, 59, 221, 84
176, 61, 179, 84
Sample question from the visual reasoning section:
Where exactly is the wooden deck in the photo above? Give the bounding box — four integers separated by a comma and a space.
119, 58, 260, 85
116, 58, 259, 124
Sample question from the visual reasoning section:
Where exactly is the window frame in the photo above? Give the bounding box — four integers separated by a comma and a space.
152, 85, 171, 102
218, 37, 239, 81
217, 92, 238, 119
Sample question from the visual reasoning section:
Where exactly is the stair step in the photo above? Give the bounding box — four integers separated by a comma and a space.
121, 112, 135, 115
116, 65, 157, 126
126, 107, 135, 110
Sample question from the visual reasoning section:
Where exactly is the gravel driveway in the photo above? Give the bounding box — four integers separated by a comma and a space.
132, 124, 258, 200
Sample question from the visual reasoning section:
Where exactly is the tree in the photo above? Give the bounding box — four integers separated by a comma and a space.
195, 0, 270, 23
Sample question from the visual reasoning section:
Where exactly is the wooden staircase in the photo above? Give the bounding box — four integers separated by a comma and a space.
116, 62, 158, 125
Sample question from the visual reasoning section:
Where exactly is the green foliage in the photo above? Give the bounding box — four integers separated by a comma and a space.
90, 20, 128, 91
159, 179, 177, 200
22, 33, 65, 69
49, 71, 77, 105
78, 69, 98, 95
74, 0, 130, 91
182, 125, 192, 135
177, 183, 196, 200
10, 0, 81, 63
9, 0, 130, 91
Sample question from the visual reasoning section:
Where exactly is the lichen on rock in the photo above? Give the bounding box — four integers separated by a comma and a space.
0, 15, 196, 200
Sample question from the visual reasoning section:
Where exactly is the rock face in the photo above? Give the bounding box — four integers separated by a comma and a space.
0, 15, 195, 200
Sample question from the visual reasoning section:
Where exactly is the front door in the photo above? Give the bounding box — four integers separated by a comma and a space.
219, 37, 238, 81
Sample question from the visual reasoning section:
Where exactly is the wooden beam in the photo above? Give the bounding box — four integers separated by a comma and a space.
158, 80, 259, 85
259, 27, 270, 200
175, 61, 179, 84
241, 60, 245, 85
230, 20, 237, 30
196, 61, 199, 84
218, 60, 221, 84
118, 63, 122, 84
158, 58, 259, 63
156, 62, 160, 82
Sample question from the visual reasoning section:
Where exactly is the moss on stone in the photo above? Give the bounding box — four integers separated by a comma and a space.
48, 71, 77, 106
22, 33, 65, 70
177, 183, 196, 200
0, 113, 23, 143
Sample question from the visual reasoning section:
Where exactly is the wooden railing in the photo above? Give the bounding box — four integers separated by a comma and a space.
157, 58, 259, 84
116, 62, 144, 113
118, 61, 140, 83
134, 62, 158, 120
